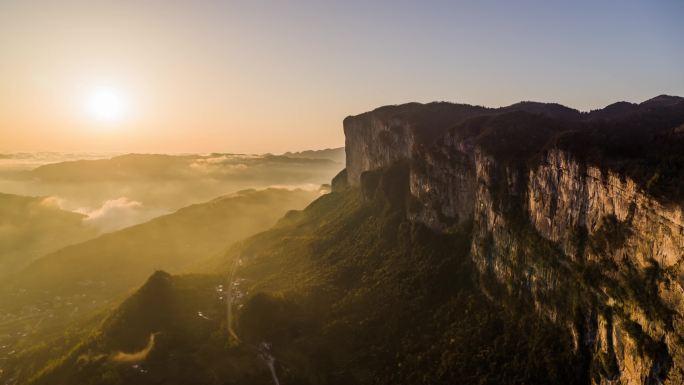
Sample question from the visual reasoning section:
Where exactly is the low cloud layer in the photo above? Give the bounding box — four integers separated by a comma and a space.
43, 196, 168, 234
74, 197, 168, 233
0, 152, 115, 173
1, 151, 343, 235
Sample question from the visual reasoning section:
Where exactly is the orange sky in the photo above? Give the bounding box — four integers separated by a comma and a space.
1, 1, 682, 154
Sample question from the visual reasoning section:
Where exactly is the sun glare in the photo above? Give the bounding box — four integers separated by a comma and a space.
87, 88, 127, 123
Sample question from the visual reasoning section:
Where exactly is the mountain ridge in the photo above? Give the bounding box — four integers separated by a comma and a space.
0, 188, 324, 385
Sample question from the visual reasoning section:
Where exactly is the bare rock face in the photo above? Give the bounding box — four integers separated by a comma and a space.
343, 97, 684, 384
468, 147, 683, 385
344, 102, 492, 186
344, 114, 413, 186
408, 142, 477, 228
527, 149, 684, 269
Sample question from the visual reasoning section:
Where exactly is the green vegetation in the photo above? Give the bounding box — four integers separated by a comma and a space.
29, 273, 270, 385
3, 188, 321, 303
24, 168, 586, 384
0, 188, 322, 384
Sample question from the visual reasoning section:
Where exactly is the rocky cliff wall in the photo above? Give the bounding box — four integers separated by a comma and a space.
467, 147, 684, 385
344, 105, 684, 384
344, 114, 413, 186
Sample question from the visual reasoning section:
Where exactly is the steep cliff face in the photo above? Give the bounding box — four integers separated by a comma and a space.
344, 96, 684, 384
468, 147, 683, 385
344, 113, 413, 186
343, 102, 492, 186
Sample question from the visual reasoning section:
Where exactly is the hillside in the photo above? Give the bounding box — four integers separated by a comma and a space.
4, 188, 324, 298
0, 193, 97, 276
24, 179, 582, 385
0, 188, 324, 384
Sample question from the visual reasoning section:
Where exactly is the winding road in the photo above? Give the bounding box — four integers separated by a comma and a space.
226, 257, 281, 385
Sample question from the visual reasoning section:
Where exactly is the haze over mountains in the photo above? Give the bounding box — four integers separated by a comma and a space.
0, 193, 97, 276
0, 149, 344, 233
0, 147, 342, 384
0, 187, 326, 383
2, 95, 684, 384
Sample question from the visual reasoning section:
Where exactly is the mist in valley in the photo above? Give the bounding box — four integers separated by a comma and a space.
0, 150, 343, 233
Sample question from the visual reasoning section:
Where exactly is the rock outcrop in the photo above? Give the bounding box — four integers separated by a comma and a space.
343, 96, 684, 384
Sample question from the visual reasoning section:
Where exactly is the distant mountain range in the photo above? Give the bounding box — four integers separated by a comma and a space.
0, 149, 345, 234
281, 147, 345, 163
23, 152, 342, 183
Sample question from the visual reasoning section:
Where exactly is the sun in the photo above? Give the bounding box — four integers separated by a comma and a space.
87, 88, 127, 123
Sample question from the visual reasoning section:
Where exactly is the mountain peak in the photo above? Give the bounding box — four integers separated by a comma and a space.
503, 101, 581, 121
641, 94, 684, 107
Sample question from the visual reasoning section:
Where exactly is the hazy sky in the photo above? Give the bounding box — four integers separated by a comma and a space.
1, 0, 682, 154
